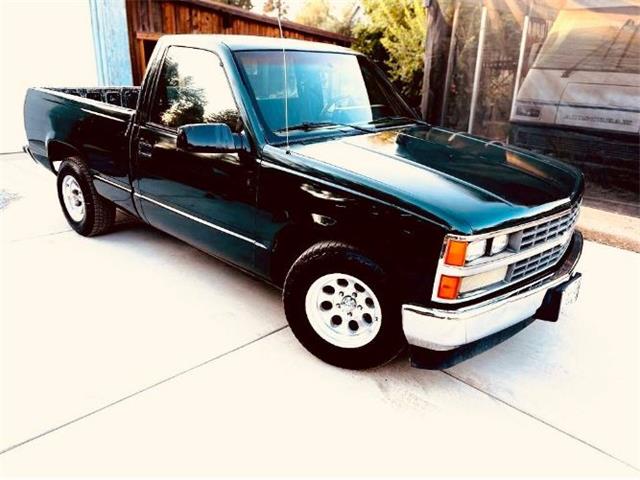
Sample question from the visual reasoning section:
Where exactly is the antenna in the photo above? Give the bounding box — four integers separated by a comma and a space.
276, 13, 291, 154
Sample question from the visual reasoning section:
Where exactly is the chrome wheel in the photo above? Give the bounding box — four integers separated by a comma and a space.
61, 175, 85, 222
305, 273, 382, 349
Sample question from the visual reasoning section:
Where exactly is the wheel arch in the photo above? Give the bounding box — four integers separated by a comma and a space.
269, 218, 419, 288
270, 223, 336, 287
269, 210, 445, 305
46, 140, 85, 173
270, 221, 385, 287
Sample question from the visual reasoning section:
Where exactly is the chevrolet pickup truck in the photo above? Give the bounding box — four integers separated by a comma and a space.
23, 35, 583, 369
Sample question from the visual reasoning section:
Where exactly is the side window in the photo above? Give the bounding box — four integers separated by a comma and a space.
150, 46, 242, 132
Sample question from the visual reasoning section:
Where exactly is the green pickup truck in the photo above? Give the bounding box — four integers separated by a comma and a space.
23, 35, 584, 369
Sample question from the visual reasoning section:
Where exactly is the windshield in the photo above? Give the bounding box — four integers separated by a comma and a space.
234, 50, 415, 142
533, 9, 640, 75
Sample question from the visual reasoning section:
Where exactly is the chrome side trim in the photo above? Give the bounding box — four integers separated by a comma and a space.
93, 174, 132, 193
133, 192, 268, 250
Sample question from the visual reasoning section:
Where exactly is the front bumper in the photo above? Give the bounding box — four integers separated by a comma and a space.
403, 231, 583, 351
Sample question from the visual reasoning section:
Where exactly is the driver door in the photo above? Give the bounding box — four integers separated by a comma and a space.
133, 46, 259, 271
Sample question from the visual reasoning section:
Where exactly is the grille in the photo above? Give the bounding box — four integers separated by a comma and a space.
509, 244, 567, 283
507, 206, 580, 283
516, 130, 639, 163
518, 206, 579, 250
434, 204, 581, 303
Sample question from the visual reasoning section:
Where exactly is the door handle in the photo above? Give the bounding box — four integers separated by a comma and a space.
138, 141, 153, 158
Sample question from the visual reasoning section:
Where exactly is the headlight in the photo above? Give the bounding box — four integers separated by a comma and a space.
466, 239, 487, 262
438, 233, 512, 300
444, 239, 486, 265
444, 235, 510, 266
515, 104, 541, 118
490, 234, 509, 255
437, 266, 509, 299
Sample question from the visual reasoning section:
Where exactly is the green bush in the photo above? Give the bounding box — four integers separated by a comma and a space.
353, 0, 426, 107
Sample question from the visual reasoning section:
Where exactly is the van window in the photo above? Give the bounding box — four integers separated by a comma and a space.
534, 13, 640, 75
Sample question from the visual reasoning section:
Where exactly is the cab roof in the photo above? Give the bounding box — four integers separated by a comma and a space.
159, 34, 356, 54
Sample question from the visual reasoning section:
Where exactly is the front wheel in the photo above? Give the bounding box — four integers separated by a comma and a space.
57, 158, 115, 236
283, 242, 405, 369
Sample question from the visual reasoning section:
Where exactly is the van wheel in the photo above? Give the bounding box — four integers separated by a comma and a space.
283, 242, 405, 369
57, 158, 115, 236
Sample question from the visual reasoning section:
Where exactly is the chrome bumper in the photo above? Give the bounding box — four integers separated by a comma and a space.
403, 231, 583, 351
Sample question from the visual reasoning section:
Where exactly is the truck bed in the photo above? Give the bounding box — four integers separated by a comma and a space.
47, 87, 140, 110
24, 86, 137, 189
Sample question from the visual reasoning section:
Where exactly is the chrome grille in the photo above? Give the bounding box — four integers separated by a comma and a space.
508, 244, 567, 283
507, 205, 580, 283
433, 203, 581, 304
518, 206, 580, 251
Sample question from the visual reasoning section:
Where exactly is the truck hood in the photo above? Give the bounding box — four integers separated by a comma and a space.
289, 125, 584, 234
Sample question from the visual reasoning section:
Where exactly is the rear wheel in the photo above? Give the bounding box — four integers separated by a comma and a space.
56, 158, 115, 236
283, 242, 405, 369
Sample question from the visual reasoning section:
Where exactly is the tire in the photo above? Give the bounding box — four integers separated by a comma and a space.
56, 158, 115, 237
283, 242, 405, 369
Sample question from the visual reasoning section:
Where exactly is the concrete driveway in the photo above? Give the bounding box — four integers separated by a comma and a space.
1, 153, 638, 475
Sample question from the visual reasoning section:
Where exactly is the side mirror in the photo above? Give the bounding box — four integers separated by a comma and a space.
176, 123, 247, 153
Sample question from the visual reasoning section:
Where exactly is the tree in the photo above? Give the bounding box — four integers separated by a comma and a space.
353, 0, 426, 106
263, 0, 288, 18
157, 58, 206, 128
294, 0, 359, 36
218, 0, 253, 9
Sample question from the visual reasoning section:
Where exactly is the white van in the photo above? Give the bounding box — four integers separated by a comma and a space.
510, 0, 639, 184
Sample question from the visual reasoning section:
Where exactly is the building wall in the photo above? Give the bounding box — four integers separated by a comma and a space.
0, 0, 99, 153
90, 0, 133, 86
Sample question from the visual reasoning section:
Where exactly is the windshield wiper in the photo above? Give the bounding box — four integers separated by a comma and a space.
369, 115, 430, 127
277, 121, 374, 133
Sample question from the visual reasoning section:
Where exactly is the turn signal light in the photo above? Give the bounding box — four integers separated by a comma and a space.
438, 275, 461, 299
444, 240, 467, 266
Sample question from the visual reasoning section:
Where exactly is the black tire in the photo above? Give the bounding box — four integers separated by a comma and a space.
283, 242, 406, 369
56, 158, 115, 237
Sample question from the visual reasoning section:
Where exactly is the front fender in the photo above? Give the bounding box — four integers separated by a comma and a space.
256, 154, 446, 303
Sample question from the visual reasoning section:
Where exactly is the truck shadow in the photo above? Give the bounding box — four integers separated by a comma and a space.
105, 213, 538, 375
105, 209, 282, 299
